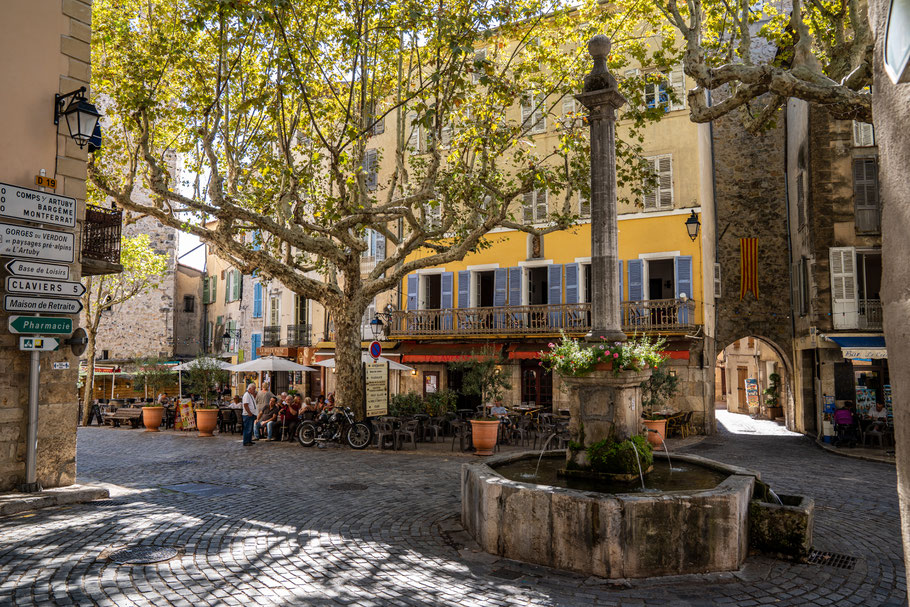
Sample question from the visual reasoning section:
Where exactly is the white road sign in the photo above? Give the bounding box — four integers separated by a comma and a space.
6, 276, 85, 297
3, 294, 83, 314
19, 337, 61, 352
0, 223, 75, 262
53, 361, 70, 370
5, 259, 71, 280
0, 182, 76, 227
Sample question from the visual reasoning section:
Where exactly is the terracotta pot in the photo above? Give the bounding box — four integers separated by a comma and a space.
593, 362, 614, 371
142, 406, 164, 432
470, 420, 500, 456
196, 408, 218, 437
642, 419, 667, 447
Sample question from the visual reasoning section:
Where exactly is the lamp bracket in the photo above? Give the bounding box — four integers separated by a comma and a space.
54, 86, 88, 125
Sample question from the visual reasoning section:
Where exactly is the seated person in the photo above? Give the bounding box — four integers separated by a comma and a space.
230, 395, 242, 409
301, 397, 317, 421
282, 396, 303, 441
833, 402, 858, 447
866, 401, 890, 432
255, 397, 281, 441
490, 401, 514, 431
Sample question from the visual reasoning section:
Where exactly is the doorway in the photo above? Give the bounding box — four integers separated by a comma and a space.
423, 274, 442, 309
527, 267, 548, 305
646, 259, 675, 299
476, 271, 495, 307
521, 360, 553, 410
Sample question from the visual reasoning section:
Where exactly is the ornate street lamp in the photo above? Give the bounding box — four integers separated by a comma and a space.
222, 329, 240, 352
54, 86, 101, 149
369, 315, 385, 340
685, 210, 701, 241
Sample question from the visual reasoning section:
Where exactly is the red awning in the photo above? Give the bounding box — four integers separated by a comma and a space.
399, 342, 503, 364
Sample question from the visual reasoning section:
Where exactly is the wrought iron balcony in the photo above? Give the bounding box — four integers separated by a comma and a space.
386, 299, 697, 339
263, 325, 281, 346
858, 299, 883, 330
82, 204, 123, 276
287, 324, 312, 347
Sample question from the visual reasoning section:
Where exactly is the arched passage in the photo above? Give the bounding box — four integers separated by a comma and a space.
714, 336, 795, 430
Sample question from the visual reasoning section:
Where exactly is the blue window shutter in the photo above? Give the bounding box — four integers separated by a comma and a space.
508, 267, 522, 306
618, 260, 624, 301
628, 260, 644, 301
548, 264, 563, 327
565, 263, 579, 304
406, 274, 419, 310
441, 272, 454, 329
494, 269, 507, 306
253, 283, 262, 318
457, 271, 471, 308
675, 255, 693, 324
251, 333, 261, 360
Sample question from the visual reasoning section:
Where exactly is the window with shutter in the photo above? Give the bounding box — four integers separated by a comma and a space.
407, 112, 420, 152
210, 277, 217, 304
522, 190, 548, 223
643, 155, 673, 210
853, 157, 880, 233
472, 49, 486, 83
669, 64, 685, 111
521, 93, 546, 134
368, 102, 384, 135
562, 96, 575, 117
364, 149, 379, 191
225, 270, 231, 302
269, 296, 281, 326
203, 277, 210, 305
234, 270, 242, 302
853, 121, 875, 147
830, 247, 858, 329
425, 203, 442, 229
253, 282, 262, 318
522, 192, 535, 223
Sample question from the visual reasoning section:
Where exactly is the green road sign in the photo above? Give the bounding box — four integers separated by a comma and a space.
8, 315, 73, 335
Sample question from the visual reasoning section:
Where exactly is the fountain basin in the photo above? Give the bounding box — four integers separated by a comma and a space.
462, 450, 759, 579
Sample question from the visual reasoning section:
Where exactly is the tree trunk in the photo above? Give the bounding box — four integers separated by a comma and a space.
332, 310, 365, 419
80, 330, 97, 426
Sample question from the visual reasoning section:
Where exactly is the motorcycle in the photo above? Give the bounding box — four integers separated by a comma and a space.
297, 406, 372, 449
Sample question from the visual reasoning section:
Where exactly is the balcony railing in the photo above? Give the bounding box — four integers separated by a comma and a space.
859, 299, 883, 330
263, 325, 281, 346
287, 324, 312, 347
82, 204, 123, 275
386, 299, 696, 338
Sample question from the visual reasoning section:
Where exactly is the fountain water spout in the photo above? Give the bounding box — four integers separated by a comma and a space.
644, 428, 673, 474
535, 434, 558, 477
629, 441, 646, 490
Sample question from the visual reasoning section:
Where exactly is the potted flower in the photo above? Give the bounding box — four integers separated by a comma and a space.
540, 333, 667, 377
449, 347, 513, 456
141, 403, 164, 432
641, 414, 668, 447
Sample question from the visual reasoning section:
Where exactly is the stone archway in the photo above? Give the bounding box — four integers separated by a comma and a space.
713, 335, 795, 431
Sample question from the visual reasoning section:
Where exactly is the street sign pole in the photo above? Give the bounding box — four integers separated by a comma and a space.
22, 350, 40, 492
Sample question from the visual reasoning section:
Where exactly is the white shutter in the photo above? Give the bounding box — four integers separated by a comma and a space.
407, 112, 420, 152
853, 121, 875, 147
522, 191, 535, 223
579, 192, 590, 217
657, 155, 673, 209
472, 49, 486, 83
669, 64, 685, 111
441, 120, 453, 147
562, 96, 575, 116
643, 156, 658, 210
521, 94, 546, 134
830, 247, 858, 329
535, 190, 548, 222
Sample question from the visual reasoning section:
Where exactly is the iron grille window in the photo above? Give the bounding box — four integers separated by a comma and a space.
82, 204, 122, 264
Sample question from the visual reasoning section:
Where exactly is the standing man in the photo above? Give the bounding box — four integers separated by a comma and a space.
241, 383, 258, 446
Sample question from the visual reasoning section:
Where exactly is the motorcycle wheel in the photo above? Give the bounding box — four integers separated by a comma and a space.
346, 422, 372, 449
297, 422, 317, 447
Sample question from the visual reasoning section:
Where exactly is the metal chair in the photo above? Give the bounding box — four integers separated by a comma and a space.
451, 419, 472, 451
373, 420, 399, 450
398, 419, 420, 449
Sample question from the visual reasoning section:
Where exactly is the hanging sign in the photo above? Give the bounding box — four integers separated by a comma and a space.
4, 294, 83, 314
0, 182, 75, 227
5, 258, 71, 280
0, 223, 75, 262
6, 276, 85, 297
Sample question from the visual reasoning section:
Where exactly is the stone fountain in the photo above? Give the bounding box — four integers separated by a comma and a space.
460, 35, 813, 579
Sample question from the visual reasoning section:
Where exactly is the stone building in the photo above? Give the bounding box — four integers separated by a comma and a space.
0, 0, 120, 490
85, 215, 204, 364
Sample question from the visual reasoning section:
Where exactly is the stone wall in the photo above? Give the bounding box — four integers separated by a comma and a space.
174, 264, 203, 358
88, 215, 178, 362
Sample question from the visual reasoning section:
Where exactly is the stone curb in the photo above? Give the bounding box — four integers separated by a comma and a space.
0, 484, 110, 516
814, 438, 895, 465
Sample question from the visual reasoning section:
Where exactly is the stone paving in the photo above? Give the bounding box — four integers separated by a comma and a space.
0, 413, 906, 606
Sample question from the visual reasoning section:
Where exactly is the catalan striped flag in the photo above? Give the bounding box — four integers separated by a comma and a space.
740, 238, 759, 300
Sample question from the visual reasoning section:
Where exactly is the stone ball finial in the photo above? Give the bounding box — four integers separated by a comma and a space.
588, 35, 611, 59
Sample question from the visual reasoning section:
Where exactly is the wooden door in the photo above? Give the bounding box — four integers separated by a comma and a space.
737, 367, 748, 412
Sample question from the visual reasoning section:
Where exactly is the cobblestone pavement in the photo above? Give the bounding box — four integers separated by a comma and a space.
0, 415, 906, 607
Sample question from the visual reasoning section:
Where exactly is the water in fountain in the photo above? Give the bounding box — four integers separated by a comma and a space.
535, 433, 558, 477
645, 428, 675, 474
768, 488, 784, 506
629, 440, 646, 490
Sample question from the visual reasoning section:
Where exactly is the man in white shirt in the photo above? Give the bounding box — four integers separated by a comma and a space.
241, 383, 258, 446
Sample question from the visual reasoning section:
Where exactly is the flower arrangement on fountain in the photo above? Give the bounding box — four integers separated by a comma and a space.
540, 333, 668, 377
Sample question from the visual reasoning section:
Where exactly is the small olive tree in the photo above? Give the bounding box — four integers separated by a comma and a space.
132, 357, 177, 401
183, 358, 230, 407
449, 347, 513, 417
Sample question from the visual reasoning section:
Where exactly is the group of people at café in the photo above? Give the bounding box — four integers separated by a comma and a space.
832, 399, 890, 448
235, 381, 336, 446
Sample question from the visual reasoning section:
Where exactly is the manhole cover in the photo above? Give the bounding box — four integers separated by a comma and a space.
807, 549, 858, 570
109, 546, 178, 565
328, 483, 368, 491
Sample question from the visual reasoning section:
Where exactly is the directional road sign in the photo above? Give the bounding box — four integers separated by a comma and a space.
53, 362, 70, 370
0, 182, 75, 227
5, 258, 70, 280
19, 337, 60, 352
0, 223, 75, 262
5, 276, 85, 297
3, 295, 82, 314
8, 316, 73, 335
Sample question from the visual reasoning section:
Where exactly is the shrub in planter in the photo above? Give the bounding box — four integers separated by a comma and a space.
390, 392, 423, 417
